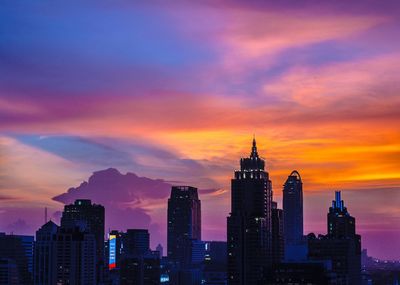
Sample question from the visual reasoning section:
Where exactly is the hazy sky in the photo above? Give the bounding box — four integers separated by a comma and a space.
1, 1, 399, 259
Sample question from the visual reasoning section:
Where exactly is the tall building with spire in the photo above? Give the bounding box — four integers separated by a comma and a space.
227, 137, 273, 285
308, 191, 361, 285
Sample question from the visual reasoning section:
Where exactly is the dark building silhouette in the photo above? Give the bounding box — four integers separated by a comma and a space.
33, 221, 58, 284
227, 138, 273, 285
120, 253, 160, 285
33, 220, 97, 285
124, 229, 150, 256
258, 262, 330, 285
308, 191, 361, 285
0, 233, 33, 285
283, 170, 304, 261
204, 241, 227, 285
271, 202, 284, 264
167, 186, 201, 265
0, 258, 19, 285
107, 229, 161, 285
60, 199, 105, 282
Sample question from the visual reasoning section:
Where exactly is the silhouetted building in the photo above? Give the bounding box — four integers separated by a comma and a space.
61, 199, 105, 282
0, 233, 32, 284
33, 220, 97, 285
156, 244, 164, 258
0, 258, 19, 285
283, 170, 305, 261
259, 262, 330, 285
167, 186, 201, 266
308, 191, 361, 285
120, 253, 160, 285
124, 229, 150, 256
271, 202, 284, 264
33, 221, 58, 284
227, 138, 273, 285
204, 241, 227, 285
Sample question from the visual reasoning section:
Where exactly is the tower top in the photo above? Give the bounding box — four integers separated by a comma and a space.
250, 136, 259, 158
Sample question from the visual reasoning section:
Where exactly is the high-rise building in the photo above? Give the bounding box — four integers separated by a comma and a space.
124, 229, 150, 256
33, 221, 58, 284
0, 233, 33, 285
308, 191, 361, 285
328, 191, 356, 238
33, 220, 97, 285
271, 202, 284, 264
167, 186, 201, 265
283, 170, 303, 247
227, 138, 273, 285
60, 199, 105, 282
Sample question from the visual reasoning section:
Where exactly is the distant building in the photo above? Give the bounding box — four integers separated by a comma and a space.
61, 199, 105, 283
283, 170, 305, 261
271, 202, 284, 263
167, 186, 201, 265
227, 138, 272, 285
308, 191, 361, 285
124, 229, 150, 256
0, 232, 33, 284
33, 220, 97, 285
156, 244, 164, 258
33, 221, 58, 284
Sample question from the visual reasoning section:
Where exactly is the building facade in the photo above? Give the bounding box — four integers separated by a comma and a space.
227, 138, 273, 285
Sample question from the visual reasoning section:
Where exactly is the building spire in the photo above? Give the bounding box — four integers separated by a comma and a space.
250, 135, 259, 158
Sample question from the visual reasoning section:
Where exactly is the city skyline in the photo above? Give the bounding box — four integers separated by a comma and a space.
1, 1, 400, 261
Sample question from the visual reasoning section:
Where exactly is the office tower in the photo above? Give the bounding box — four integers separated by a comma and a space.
34, 220, 97, 285
271, 202, 284, 264
227, 138, 273, 285
328, 191, 356, 238
167, 186, 201, 264
308, 191, 361, 285
0, 233, 33, 284
124, 229, 150, 256
283, 170, 303, 246
33, 221, 58, 284
61, 199, 105, 282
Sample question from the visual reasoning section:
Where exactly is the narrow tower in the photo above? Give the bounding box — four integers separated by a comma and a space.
283, 170, 304, 260
167, 186, 201, 265
227, 137, 273, 285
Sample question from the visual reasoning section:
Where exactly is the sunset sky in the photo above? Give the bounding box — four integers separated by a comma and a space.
1, 1, 399, 260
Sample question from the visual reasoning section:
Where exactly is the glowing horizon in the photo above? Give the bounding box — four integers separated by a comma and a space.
0, 1, 399, 260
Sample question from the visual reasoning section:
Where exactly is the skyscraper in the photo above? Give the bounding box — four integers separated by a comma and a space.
227, 138, 273, 285
283, 170, 306, 261
33, 220, 97, 285
167, 186, 201, 264
124, 229, 150, 256
271, 202, 284, 264
60, 199, 105, 282
308, 191, 361, 285
283, 170, 303, 246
